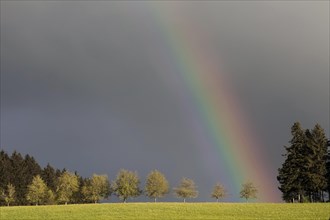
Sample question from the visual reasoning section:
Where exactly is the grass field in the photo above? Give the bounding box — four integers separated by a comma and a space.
0, 203, 329, 220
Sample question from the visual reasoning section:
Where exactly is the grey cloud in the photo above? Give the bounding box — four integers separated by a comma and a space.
1, 1, 328, 202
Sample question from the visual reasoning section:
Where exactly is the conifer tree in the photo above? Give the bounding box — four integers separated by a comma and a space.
326, 140, 330, 200
22, 155, 42, 204
277, 122, 306, 202
304, 125, 327, 202
10, 151, 25, 205
278, 122, 329, 202
72, 174, 86, 204
0, 151, 11, 194
41, 163, 57, 192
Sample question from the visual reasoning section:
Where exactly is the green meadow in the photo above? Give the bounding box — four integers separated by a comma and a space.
0, 203, 329, 220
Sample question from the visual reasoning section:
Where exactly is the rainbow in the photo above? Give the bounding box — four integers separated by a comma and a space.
149, 4, 279, 202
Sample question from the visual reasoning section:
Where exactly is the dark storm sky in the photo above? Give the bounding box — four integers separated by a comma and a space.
1, 1, 329, 202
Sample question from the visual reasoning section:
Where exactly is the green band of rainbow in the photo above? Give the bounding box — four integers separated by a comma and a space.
149, 3, 279, 202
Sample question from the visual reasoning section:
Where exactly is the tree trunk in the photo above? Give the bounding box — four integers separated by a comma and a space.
216, 199, 219, 203
183, 198, 185, 203
321, 191, 324, 202
124, 198, 126, 203
65, 202, 67, 205
154, 198, 157, 203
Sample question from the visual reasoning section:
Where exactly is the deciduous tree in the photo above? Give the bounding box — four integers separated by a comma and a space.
4, 183, 15, 206
240, 182, 258, 202
211, 182, 227, 202
56, 171, 79, 205
26, 175, 48, 205
112, 169, 141, 202
173, 177, 198, 202
145, 170, 169, 202
45, 189, 56, 205
82, 174, 111, 203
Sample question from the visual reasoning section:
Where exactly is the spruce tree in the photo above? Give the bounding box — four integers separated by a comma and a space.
10, 151, 25, 205
277, 122, 306, 202
278, 122, 329, 202
41, 163, 57, 192
22, 155, 42, 204
72, 174, 86, 204
326, 140, 330, 200
0, 150, 12, 205
304, 125, 327, 202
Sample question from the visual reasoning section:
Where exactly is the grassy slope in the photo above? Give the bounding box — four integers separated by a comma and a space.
0, 203, 329, 220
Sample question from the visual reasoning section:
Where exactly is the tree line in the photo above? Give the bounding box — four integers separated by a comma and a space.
277, 122, 330, 202
0, 150, 258, 206
1, 122, 328, 205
